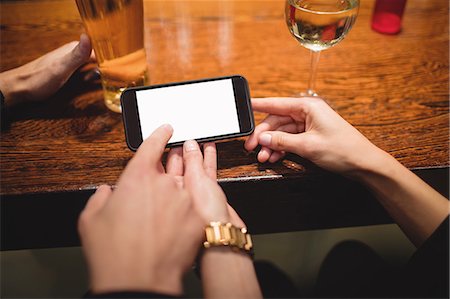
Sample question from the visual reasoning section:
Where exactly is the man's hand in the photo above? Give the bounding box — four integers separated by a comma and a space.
0, 34, 93, 106
78, 125, 204, 296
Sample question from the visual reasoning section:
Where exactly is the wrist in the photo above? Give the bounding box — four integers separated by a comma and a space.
344, 142, 391, 179
200, 245, 254, 279
201, 246, 253, 263
200, 247, 261, 298
0, 68, 30, 107
349, 146, 401, 187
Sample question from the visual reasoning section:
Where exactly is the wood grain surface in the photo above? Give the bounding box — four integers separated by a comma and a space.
1, 0, 448, 196
0, 0, 449, 248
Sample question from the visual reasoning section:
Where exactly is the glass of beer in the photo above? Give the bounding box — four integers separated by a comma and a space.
76, 0, 149, 113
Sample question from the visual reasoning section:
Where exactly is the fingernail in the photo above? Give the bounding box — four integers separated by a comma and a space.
259, 134, 272, 146
160, 124, 173, 132
79, 33, 90, 51
184, 140, 198, 152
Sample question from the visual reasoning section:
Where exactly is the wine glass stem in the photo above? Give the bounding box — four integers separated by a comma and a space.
306, 50, 321, 96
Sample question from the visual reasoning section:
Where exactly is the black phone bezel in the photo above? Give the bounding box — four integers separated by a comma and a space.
121, 75, 254, 151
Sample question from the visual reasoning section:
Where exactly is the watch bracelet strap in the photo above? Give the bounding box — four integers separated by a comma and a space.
194, 222, 254, 278
203, 222, 254, 257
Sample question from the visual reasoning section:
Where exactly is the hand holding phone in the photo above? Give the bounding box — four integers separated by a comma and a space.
121, 75, 254, 150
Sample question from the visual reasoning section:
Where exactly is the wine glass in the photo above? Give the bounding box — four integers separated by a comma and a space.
285, 0, 359, 96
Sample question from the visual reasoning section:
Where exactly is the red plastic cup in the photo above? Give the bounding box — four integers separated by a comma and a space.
371, 0, 407, 34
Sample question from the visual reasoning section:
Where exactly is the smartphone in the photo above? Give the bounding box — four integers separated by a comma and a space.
121, 75, 254, 151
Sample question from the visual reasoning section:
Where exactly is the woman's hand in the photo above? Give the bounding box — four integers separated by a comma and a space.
245, 97, 385, 176
246, 97, 450, 247
172, 141, 260, 299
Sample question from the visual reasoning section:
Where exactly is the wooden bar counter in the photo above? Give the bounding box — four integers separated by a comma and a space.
1, 0, 448, 250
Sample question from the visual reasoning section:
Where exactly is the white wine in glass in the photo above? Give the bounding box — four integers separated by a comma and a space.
285, 0, 359, 96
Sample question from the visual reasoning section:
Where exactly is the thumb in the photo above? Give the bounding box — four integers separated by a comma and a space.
78, 184, 111, 234
83, 184, 112, 215
258, 131, 306, 156
66, 33, 92, 71
183, 140, 207, 190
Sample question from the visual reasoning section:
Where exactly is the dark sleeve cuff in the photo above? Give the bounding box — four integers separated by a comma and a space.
85, 291, 179, 298
403, 215, 449, 298
0, 89, 9, 130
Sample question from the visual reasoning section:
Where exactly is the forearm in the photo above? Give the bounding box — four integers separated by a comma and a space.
354, 148, 449, 247
200, 247, 262, 299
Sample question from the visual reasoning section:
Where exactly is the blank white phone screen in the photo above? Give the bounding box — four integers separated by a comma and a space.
136, 79, 240, 143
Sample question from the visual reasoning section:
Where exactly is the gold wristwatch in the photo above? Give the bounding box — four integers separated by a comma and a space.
203, 222, 253, 255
